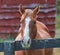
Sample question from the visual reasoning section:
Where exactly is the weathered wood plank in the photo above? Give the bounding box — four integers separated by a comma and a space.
0, 4, 56, 9
0, 7, 56, 13
4, 41, 15, 55
15, 38, 60, 50
0, 42, 4, 52
0, 38, 60, 52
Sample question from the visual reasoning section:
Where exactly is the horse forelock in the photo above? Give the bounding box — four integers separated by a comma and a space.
20, 9, 33, 22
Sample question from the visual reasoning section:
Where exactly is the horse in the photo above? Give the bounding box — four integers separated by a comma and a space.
15, 4, 53, 55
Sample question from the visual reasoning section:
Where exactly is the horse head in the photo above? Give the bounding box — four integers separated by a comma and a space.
19, 4, 40, 48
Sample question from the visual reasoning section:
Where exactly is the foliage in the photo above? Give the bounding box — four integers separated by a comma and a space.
56, 13, 60, 29
0, 35, 14, 42
57, 0, 60, 13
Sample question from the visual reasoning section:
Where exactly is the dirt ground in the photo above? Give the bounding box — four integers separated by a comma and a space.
53, 29, 60, 55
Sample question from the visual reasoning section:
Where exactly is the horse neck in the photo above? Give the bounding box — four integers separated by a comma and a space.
35, 21, 51, 39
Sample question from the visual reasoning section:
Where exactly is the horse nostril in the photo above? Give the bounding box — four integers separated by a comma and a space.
21, 40, 24, 43
21, 40, 26, 45
27, 40, 30, 44
27, 39, 31, 44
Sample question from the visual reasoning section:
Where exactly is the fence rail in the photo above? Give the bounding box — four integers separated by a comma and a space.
0, 38, 60, 55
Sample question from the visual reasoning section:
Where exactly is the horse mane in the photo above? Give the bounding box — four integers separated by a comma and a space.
37, 21, 49, 32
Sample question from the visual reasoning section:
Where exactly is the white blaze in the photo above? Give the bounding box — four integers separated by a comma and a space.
23, 17, 31, 43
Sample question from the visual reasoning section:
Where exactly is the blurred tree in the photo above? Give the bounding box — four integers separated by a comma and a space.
57, 0, 60, 13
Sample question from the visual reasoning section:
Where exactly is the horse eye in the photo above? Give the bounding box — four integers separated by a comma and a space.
33, 21, 36, 24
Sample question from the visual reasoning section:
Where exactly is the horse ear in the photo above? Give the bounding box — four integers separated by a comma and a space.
19, 4, 25, 14
33, 4, 40, 15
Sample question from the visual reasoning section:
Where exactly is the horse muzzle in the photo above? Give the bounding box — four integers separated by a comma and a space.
21, 39, 31, 48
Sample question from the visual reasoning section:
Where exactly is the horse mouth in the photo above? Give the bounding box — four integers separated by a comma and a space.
21, 43, 31, 48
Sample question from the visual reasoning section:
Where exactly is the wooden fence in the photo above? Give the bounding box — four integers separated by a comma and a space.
0, 0, 56, 38
0, 38, 60, 55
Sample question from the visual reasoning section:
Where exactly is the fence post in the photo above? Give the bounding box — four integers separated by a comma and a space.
4, 41, 15, 55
